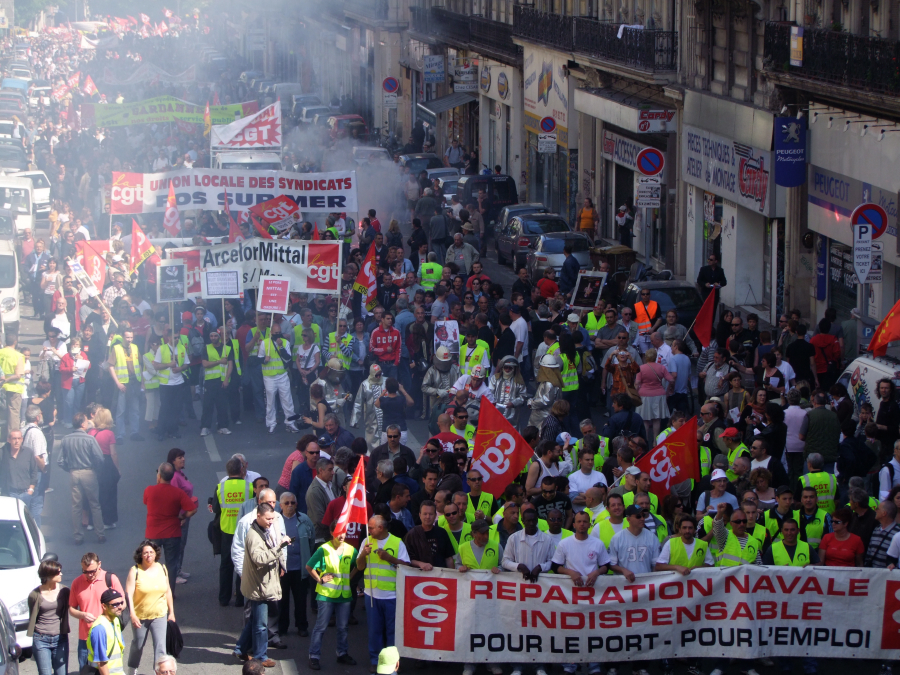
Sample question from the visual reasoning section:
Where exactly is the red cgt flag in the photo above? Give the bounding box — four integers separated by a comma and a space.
353, 245, 378, 312
333, 460, 368, 539
635, 416, 700, 499
131, 220, 160, 273
223, 189, 246, 243
77, 240, 109, 291
470, 399, 536, 497
82, 75, 98, 97
692, 290, 716, 348
870, 297, 900, 356
250, 213, 273, 240
162, 183, 181, 236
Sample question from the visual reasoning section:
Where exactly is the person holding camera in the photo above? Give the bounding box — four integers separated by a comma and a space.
234, 502, 292, 668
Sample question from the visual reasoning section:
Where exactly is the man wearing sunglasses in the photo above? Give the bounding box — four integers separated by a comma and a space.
608, 505, 660, 583
697, 252, 727, 304
86, 588, 127, 675
277, 491, 315, 640
70, 553, 125, 670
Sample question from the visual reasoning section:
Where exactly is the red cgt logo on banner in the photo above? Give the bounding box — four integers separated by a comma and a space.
403, 576, 457, 651
248, 195, 300, 235
634, 416, 700, 498
470, 399, 535, 497
305, 243, 341, 292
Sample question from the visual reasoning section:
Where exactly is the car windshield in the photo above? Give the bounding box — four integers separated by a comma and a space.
441, 180, 458, 195
522, 219, 568, 235
406, 157, 443, 173
540, 237, 590, 253
26, 174, 49, 189
0, 215, 14, 238
0, 520, 32, 569
0, 187, 29, 213
646, 288, 702, 314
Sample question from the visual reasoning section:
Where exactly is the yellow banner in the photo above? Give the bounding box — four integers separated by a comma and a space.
81, 96, 260, 128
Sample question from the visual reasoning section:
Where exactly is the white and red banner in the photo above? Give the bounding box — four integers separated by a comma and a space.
635, 416, 700, 498
352, 245, 377, 312
470, 399, 534, 497
110, 169, 358, 215
334, 460, 367, 539
398, 567, 900, 662
248, 195, 300, 235
210, 100, 282, 151
167, 239, 342, 296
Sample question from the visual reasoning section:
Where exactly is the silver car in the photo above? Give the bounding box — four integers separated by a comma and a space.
496, 213, 571, 270
525, 232, 593, 283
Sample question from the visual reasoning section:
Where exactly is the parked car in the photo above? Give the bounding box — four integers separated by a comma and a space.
290, 94, 324, 119
456, 174, 519, 239
327, 115, 368, 141
496, 213, 570, 270
297, 105, 331, 125
437, 177, 458, 204
497, 202, 550, 234
0, 496, 47, 659
836, 355, 900, 420
425, 167, 459, 182
619, 281, 705, 338
525, 232, 593, 283
15, 171, 51, 216
0, 598, 20, 674
352, 146, 392, 166
398, 153, 444, 175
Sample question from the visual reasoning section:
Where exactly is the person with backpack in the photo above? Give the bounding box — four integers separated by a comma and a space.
809, 318, 842, 391
69, 552, 126, 671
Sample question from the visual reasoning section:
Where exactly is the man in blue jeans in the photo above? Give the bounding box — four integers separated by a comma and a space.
235, 503, 291, 668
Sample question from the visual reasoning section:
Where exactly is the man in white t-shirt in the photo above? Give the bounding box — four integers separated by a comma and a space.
650, 331, 672, 367
509, 302, 529, 369
568, 449, 607, 513
608, 505, 660, 581
551, 511, 610, 675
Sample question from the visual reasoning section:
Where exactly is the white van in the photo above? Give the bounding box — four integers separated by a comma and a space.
0, 177, 33, 232
15, 171, 50, 216
836, 355, 900, 419
0, 211, 20, 333
213, 151, 282, 171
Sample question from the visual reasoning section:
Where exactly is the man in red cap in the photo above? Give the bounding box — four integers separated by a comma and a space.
719, 426, 750, 482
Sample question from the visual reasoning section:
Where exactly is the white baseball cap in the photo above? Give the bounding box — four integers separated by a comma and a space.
710, 469, 728, 482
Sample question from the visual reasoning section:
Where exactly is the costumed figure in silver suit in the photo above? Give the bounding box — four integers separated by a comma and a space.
351, 363, 384, 446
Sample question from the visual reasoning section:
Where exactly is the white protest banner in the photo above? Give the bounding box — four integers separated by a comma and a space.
200, 269, 242, 299
210, 100, 282, 151
397, 567, 899, 662
110, 168, 357, 215
168, 239, 341, 297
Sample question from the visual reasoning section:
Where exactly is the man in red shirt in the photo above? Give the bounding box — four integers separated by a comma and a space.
369, 312, 401, 380
143, 462, 198, 589
464, 261, 490, 290
69, 552, 125, 670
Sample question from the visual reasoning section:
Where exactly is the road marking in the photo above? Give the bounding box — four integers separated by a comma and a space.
281, 658, 299, 675
194, 397, 221, 461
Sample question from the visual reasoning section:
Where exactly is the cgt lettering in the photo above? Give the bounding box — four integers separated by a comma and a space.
308, 263, 339, 285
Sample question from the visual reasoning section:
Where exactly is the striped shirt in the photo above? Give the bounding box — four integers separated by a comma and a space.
865, 523, 900, 568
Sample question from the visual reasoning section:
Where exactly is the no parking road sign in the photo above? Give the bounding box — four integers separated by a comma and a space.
850, 202, 889, 240
636, 147, 665, 176
383, 77, 400, 93
539, 116, 556, 133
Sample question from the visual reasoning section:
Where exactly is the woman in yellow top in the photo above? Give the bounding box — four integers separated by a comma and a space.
124, 541, 174, 675
575, 197, 599, 241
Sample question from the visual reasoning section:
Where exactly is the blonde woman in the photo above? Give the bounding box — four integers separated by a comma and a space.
89, 408, 119, 529
125, 541, 174, 675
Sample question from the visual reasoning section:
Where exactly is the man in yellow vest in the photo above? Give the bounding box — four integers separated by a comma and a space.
87, 588, 126, 675
200, 329, 234, 437
581, 302, 608, 333
107, 328, 143, 442
306, 520, 359, 669
0, 333, 24, 431
152, 331, 189, 442
417, 252, 443, 290
794, 486, 831, 549
706, 502, 762, 566
655, 514, 713, 574
216, 456, 254, 606
459, 328, 490, 376
357, 515, 420, 670
719, 427, 750, 482
799, 453, 838, 514
227, 330, 243, 426
326, 318, 354, 372
458, 519, 502, 572
763, 518, 817, 566
464, 469, 495, 521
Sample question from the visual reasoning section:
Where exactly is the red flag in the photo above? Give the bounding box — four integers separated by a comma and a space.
127, 15, 138, 25
82, 75, 98, 97
158, 20, 168, 33
140, 12, 150, 23
470, 399, 536, 497
223, 189, 246, 243
311, 222, 320, 240
163, 183, 181, 236
250, 213, 273, 240
333, 460, 368, 539
692, 289, 716, 348
77, 240, 109, 291
870, 297, 900, 356
67, 71, 80, 88
353, 245, 378, 312
635, 416, 700, 499
163, 7, 173, 17
212, 91, 221, 106
131, 220, 159, 273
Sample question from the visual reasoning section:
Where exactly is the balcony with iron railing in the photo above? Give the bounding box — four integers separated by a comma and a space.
408, 5, 522, 64
764, 21, 900, 96
512, 5, 677, 72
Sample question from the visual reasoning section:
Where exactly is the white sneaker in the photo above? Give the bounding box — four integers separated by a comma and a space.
200, 428, 210, 436
462, 668, 474, 675
86, 524, 94, 531
510, 670, 522, 675
536, 669, 549, 675
217, 428, 232, 435
636, 670, 650, 675
760, 659, 774, 668
745, 669, 761, 675
235, 419, 242, 425
490, 667, 502, 675
268, 426, 276, 434
286, 424, 299, 433
710, 670, 724, 675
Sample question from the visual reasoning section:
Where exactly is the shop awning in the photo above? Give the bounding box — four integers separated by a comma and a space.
418, 92, 477, 117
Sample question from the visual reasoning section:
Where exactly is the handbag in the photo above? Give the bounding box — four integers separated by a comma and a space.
616, 361, 642, 408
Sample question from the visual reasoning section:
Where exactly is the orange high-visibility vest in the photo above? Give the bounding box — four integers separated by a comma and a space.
634, 301, 659, 333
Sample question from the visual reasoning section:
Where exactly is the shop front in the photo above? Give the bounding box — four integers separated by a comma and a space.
681, 123, 783, 322
478, 60, 523, 184
523, 45, 578, 221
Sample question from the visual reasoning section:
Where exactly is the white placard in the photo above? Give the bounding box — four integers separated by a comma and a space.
853, 222, 872, 284
538, 133, 557, 153
383, 92, 398, 109
200, 269, 243, 299
157, 259, 188, 304
869, 240, 883, 283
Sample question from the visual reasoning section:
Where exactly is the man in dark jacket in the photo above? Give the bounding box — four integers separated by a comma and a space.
601, 394, 647, 442
697, 253, 727, 304
493, 312, 517, 367
367, 431, 417, 486
559, 245, 581, 296
287, 439, 321, 514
